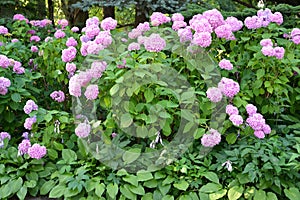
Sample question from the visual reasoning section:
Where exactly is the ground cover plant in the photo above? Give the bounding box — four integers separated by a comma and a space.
0, 4, 300, 200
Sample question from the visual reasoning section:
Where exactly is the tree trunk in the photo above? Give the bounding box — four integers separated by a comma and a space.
48, 0, 54, 25
60, 0, 88, 29
103, 6, 115, 19
134, 1, 147, 26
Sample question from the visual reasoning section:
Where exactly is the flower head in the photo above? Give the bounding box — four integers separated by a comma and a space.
75, 122, 91, 138
201, 129, 221, 147
206, 87, 223, 102
28, 144, 47, 159
23, 100, 38, 114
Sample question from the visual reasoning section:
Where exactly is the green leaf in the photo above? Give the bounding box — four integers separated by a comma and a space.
123, 175, 139, 187
256, 69, 265, 79
117, 169, 128, 176
49, 185, 66, 198
110, 84, 120, 96
120, 113, 133, 128
62, 149, 77, 163
122, 148, 141, 165
254, 189, 266, 200
144, 89, 154, 103
174, 180, 189, 191
95, 183, 105, 197
11, 177, 23, 194
209, 189, 227, 200
136, 125, 148, 138
200, 183, 222, 193
120, 184, 136, 200
17, 186, 27, 200
162, 195, 174, 200
226, 133, 237, 144
266, 192, 278, 200
228, 186, 243, 200
284, 187, 300, 200
107, 183, 118, 198
40, 180, 56, 195
137, 170, 153, 181
11, 93, 21, 102
202, 172, 219, 184
129, 184, 145, 195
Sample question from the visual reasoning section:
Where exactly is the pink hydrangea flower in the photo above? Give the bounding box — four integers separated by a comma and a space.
69, 74, 82, 97
218, 77, 240, 98
0, 26, 8, 35
95, 31, 112, 47
260, 39, 273, 47
273, 46, 285, 59
101, 17, 117, 31
201, 129, 221, 147
246, 104, 257, 116
50, 90, 65, 102
11, 39, 19, 43
229, 114, 243, 126
269, 12, 283, 25
71, 26, 79, 32
291, 28, 300, 45
128, 42, 140, 51
13, 61, 25, 74
172, 21, 187, 31
18, 139, 31, 156
136, 22, 150, 33
192, 32, 212, 48
263, 124, 271, 134
24, 100, 38, 114
219, 59, 233, 70
128, 29, 143, 39
254, 130, 265, 139
178, 27, 193, 43
190, 18, 213, 33
172, 13, 184, 22
28, 144, 47, 159
75, 122, 91, 138
86, 41, 104, 55
89, 61, 107, 78
24, 116, 37, 130
206, 87, 223, 102
58, 19, 68, 28
203, 9, 225, 29
85, 25, 100, 39
62, 46, 77, 62
0, 132, 11, 140
13, 14, 28, 22
66, 37, 78, 47
150, 12, 171, 26
244, 16, 262, 29
86, 16, 99, 27
66, 62, 76, 73
0, 77, 11, 95
215, 24, 234, 40
54, 30, 66, 39
144, 33, 166, 52
246, 113, 265, 131
226, 104, 239, 115
84, 84, 99, 100
225, 17, 243, 32
261, 46, 274, 57
0, 55, 10, 68
30, 36, 41, 42
31, 46, 38, 52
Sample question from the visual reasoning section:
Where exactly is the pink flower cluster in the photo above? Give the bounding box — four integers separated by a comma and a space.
50, 90, 65, 102
0, 26, 8, 35
291, 28, 300, 45
0, 132, 11, 140
84, 84, 99, 100
0, 77, 11, 95
101, 17, 117, 31
245, 8, 283, 29
62, 46, 77, 62
29, 19, 52, 28
218, 77, 240, 98
0, 55, 10, 68
260, 39, 285, 59
206, 87, 223, 102
31, 45, 39, 53
30, 35, 41, 42
13, 61, 25, 74
58, 19, 68, 28
128, 42, 140, 51
24, 100, 38, 114
13, 14, 29, 23
24, 116, 37, 130
245, 104, 271, 139
144, 33, 166, 52
75, 122, 91, 138
201, 129, 221, 147
150, 12, 171, 26
128, 22, 150, 39
226, 104, 243, 126
66, 37, 78, 47
54, 30, 66, 39
18, 140, 46, 159
66, 62, 77, 74
219, 59, 233, 70
178, 27, 193, 43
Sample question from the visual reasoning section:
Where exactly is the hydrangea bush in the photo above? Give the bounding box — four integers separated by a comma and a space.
0, 7, 299, 199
